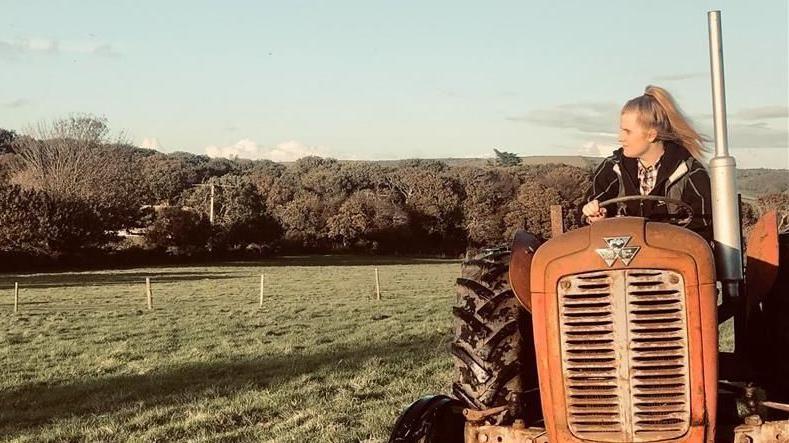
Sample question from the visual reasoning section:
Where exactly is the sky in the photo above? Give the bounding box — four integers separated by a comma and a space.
1, 0, 787, 169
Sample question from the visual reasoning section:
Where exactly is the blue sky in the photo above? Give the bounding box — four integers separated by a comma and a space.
1, 0, 787, 168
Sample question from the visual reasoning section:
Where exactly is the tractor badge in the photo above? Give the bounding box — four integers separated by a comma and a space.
596, 236, 641, 267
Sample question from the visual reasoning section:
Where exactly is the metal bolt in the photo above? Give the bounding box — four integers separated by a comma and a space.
744, 414, 763, 426
669, 275, 680, 284
560, 280, 571, 290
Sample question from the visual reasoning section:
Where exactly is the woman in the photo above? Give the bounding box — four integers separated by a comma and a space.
582, 85, 713, 241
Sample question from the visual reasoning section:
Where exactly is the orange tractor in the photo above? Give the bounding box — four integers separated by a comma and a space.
389, 11, 789, 443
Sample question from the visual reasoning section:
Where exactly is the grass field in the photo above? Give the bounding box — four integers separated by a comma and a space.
0, 257, 734, 442
0, 257, 460, 442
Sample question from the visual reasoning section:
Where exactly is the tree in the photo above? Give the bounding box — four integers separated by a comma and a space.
263, 157, 349, 250
246, 160, 286, 203
9, 116, 148, 227
534, 164, 591, 229
493, 149, 521, 167
0, 128, 16, 154
755, 192, 789, 233
504, 180, 564, 241
336, 162, 389, 195
275, 194, 332, 248
140, 154, 194, 205
0, 184, 112, 257
327, 190, 409, 250
181, 175, 281, 250
384, 162, 464, 252
457, 166, 518, 247
6, 116, 154, 248
10, 115, 120, 199
145, 207, 211, 255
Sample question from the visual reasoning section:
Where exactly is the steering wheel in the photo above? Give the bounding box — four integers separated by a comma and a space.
598, 195, 694, 228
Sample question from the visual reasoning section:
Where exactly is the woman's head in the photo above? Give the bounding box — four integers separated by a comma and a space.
619, 85, 709, 160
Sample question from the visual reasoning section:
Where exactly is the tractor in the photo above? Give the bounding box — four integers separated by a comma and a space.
389, 11, 789, 443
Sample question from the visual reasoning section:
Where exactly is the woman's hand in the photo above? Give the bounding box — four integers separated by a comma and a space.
582, 200, 607, 224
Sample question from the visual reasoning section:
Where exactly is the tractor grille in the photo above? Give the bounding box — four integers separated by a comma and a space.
558, 269, 690, 442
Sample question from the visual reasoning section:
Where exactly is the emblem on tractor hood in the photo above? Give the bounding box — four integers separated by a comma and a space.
595, 236, 641, 267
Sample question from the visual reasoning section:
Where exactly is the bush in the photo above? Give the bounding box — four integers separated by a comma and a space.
145, 207, 211, 255
0, 184, 113, 257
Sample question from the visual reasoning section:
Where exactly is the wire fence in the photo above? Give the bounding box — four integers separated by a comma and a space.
1, 260, 458, 314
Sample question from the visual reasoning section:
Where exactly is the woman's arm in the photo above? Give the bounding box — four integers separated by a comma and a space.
682, 167, 714, 242
581, 159, 620, 223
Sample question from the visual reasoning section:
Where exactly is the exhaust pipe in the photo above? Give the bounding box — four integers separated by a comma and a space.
707, 10, 744, 291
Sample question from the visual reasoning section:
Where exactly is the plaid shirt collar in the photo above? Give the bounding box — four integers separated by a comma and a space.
637, 158, 662, 195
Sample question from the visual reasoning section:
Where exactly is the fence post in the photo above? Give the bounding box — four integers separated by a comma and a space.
259, 274, 264, 308
374, 268, 381, 301
146, 277, 153, 310
550, 205, 564, 238
14, 282, 18, 313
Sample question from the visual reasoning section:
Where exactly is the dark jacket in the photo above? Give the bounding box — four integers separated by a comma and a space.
584, 142, 713, 241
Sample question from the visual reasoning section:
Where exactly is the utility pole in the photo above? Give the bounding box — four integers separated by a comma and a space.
192, 181, 238, 224
209, 183, 215, 225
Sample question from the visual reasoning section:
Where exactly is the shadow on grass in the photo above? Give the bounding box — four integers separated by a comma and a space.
0, 331, 450, 435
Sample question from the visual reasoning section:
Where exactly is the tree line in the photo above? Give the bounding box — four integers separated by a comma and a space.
0, 116, 785, 270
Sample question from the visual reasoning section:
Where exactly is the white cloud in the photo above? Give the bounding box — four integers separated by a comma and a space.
0, 38, 120, 58
141, 137, 161, 150
2, 98, 29, 108
579, 141, 617, 157
735, 105, 789, 121
508, 102, 619, 135
205, 139, 260, 159
205, 139, 329, 162
729, 147, 789, 169
88, 43, 120, 57
26, 38, 59, 53
694, 119, 788, 150
467, 151, 496, 158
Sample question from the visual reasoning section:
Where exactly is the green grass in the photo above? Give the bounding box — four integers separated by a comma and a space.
0, 257, 460, 442
0, 257, 735, 442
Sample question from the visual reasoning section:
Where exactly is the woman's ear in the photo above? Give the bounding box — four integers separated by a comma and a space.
647, 128, 658, 143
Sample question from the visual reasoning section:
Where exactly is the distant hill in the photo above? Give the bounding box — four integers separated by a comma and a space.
367, 156, 599, 169
737, 168, 789, 198
427, 156, 600, 169
369, 156, 788, 199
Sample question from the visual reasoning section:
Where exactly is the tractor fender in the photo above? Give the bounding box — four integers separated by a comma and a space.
509, 230, 541, 312
746, 210, 780, 304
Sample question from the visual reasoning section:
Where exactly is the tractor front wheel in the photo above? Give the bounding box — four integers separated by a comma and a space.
451, 247, 539, 425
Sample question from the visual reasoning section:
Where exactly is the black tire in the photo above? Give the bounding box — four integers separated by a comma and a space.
388, 395, 465, 443
451, 247, 539, 425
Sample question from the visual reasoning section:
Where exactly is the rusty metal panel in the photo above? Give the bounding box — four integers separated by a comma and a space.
746, 210, 780, 303
464, 422, 549, 443
557, 269, 690, 442
734, 418, 789, 442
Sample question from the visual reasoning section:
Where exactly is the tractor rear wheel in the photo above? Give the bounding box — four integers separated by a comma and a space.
761, 232, 789, 400
451, 247, 539, 425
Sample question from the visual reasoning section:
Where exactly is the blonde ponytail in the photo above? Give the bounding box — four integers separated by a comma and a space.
622, 85, 709, 161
